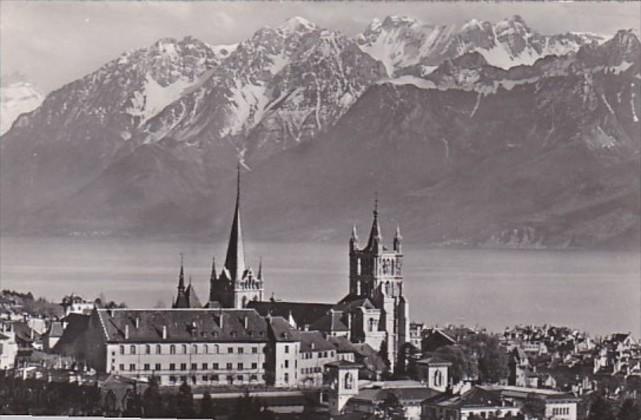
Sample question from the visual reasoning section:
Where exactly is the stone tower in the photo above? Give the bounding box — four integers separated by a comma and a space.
348, 199, 409, 371
208, 165, 264, 308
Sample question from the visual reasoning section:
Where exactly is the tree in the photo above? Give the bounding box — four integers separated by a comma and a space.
142, 376, 162, 417
618, 399, 641, 420
435, 344, 478, 383
199, 391, 214, 419
123, 387, 142, 417
588, 395, 616, 420
379, 340, 390, 369
177, 381, 195, 418
460, 333, 508, 383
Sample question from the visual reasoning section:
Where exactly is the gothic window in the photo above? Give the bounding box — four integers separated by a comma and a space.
385, 282, 390, 296
344, 372, 353, 389
242, 296, 247, 308
356, 258, 361, 276
391, 260, 395, 275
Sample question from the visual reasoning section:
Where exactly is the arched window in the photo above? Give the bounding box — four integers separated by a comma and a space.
356, 258, 361, 275
182, 344, 187, 354
204, 344, 209, 354
170, 345, 176, 355
242, 296, 247, 308
119, 345, 125, 355
344, 372, 353, 389
145, 344, 151, 354
213, 344, 219, 354
130, 345, 136, 355
192, 344, 198, 354
434, 370, 443, 387
156, 344, 162, 354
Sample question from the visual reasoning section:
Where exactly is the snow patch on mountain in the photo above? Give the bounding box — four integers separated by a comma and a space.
1, 82, 44, 135
126, 74, 194, 124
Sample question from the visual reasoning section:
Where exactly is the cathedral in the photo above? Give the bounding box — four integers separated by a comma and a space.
173, 165, 264, 310
172, 168, 409, 370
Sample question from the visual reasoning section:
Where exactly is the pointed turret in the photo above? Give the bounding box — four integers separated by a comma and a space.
223, 163, 246, 283
393, 224, 402, 253
257, 257, 263, 281
350, 225, 359, 251
173, 253, 190, 308
365, 195, 383, 253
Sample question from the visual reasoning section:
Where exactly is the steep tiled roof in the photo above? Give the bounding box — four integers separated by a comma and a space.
390, 387, 442, 403
297, 330, 335, 352
247, 301, 332, 328
267, 316, 298, 342
97, 308, 268, 343
416, 355, 452, 366
328, 335, 358, 353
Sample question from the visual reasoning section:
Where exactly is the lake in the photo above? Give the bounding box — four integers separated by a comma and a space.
0, 236, 638, 336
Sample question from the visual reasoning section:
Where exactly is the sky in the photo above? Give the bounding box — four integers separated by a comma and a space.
1, 1, 640, 94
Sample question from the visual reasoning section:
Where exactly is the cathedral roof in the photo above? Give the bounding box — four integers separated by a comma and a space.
247, 301, 333, 328
310, 310, 349, 333
95, 308, 268, 343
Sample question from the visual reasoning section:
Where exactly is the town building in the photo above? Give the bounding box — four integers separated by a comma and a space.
65, 307, 305, 388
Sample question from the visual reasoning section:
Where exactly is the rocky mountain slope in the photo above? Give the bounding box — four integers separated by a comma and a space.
1, 17, 638, 249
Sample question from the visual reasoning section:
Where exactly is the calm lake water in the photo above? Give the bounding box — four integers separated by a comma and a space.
1, 236, 638, 336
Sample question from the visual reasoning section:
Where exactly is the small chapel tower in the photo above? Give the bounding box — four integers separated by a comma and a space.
208, 165, 264, 308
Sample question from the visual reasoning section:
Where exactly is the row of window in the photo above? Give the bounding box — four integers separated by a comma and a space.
552, 407, 571, 416
116, 361, 263, 372
301, 350, 334, 359
167, 374, 262, 384
301, 367, 322, 374
117, 343, 262, 355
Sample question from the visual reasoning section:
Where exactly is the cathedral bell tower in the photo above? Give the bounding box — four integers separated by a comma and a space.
348, 197, 409, 371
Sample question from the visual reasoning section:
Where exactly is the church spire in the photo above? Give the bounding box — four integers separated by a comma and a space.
223, 163, 246, 283
210, 257, 217, 282
257, 257, 263, 281
178, 252, 185, 291
365, 193, 382, 252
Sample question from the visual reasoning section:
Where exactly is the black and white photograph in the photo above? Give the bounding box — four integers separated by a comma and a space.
0, 1, 640, 419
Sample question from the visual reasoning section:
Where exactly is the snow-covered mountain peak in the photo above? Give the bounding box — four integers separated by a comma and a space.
277, 16, 317, 34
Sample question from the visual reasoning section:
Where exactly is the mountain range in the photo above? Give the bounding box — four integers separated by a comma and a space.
1, 15, 639, 249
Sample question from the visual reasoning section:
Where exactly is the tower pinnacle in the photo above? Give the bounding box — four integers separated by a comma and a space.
365, 194, 382, 252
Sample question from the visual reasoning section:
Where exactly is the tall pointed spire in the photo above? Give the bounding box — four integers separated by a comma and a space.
257, 257, 263, 281
178, 252, 185, 291
223, 163, 246, 283
366, 193, 382, 252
